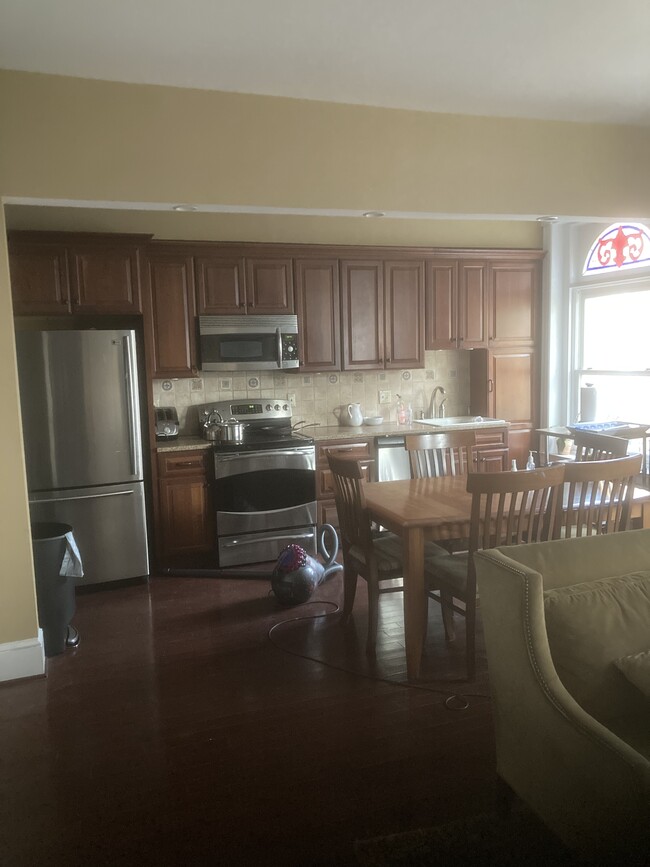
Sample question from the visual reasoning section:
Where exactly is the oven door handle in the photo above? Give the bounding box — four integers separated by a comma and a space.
276, 327, 283, 368
215, 447, 315, 462
221, 531, 315, 549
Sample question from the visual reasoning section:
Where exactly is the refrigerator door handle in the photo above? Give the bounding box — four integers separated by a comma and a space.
123, 335, 141, 478
30, 491, 134, 505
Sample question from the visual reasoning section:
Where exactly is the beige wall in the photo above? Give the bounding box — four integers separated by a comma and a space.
1, 68, 650, 653
0, 206, 39, 643
2, 70, 650, 218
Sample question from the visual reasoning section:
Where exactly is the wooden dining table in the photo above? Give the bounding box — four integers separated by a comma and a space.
363, 474, 472, 681
362, 473, 650, 681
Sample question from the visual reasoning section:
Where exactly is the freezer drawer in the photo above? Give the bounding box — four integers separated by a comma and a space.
29, 482, 149, 585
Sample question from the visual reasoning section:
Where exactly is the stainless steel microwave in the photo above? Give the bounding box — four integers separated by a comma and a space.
198, 315, 300, 371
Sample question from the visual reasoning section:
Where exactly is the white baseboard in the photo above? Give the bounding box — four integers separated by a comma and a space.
0, 631, 45, 682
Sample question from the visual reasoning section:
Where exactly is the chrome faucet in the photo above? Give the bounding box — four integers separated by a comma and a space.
428, 386, 447, 418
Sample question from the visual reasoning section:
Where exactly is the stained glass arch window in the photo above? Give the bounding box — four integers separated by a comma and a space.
583, 222, 650, 275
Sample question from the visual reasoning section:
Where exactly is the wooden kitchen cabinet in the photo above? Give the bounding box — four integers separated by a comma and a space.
143, 251, 198, 378
9, 241, 71, 315
195, 254, 246, 314
340, 258, 424, 371
424, 258, 457, 349
384, 260, 425, 369
294, 258, 341, 371
340, 260, 384, 370
195, 254, 294, 314
459, 260, 489, 348
316, 438, 371, 527
470, 347, 537, 468
425, 259, 487, 349
69, 242, 142, 314
245, 257, 294, 313
9, 236, 144, 316
488, 259, 539, 346
157, 449, 215, 565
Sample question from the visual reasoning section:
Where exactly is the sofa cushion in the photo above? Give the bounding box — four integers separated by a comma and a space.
615, 649, 650, 699
543, 571, 650, 722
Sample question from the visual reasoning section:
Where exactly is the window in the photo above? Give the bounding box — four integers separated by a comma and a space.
573, 283, 650, 422
583, 222, 650, 275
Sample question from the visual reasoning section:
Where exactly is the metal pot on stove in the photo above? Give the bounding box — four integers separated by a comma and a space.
202, 410, 248, 443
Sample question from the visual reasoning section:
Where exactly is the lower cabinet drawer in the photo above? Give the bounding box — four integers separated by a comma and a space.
157, 449, 211, 477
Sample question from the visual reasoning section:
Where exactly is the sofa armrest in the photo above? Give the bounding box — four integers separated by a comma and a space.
475, 548, 650, 860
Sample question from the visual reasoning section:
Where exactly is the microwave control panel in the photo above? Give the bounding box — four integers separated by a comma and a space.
282, 333, 298, 361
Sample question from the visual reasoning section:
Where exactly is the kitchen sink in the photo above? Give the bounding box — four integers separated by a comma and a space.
418, 415, 507, 429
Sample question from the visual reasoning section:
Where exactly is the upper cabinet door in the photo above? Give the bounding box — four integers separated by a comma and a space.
70, 244, 142, 314
488, 260, 539, 346
384, 260, 425, 369
245, 257, 294, 313
458, 260, 488, 348
340, 260, 384, 370
195, 255, 246, 314
294, 259, 341, 372
143, 252, 197, 378
425, 259, 458, 349
9, 243, 71, 315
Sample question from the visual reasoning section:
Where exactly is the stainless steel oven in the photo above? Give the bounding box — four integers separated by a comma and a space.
205, 398, 317, 568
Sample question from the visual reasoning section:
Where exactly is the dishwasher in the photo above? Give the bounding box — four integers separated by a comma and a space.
375, 435, 411, 481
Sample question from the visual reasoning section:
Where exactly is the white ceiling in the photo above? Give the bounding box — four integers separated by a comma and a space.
1, 0, 650, 126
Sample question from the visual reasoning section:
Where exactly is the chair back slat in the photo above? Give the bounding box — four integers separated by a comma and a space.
468, 465, 567, 558
405, 430, 477, 479
326, 452, 374, 550
573, 431, 628, 461
558, 454, 642, 537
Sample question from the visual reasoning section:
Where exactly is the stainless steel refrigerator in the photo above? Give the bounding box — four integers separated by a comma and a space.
16, 329, 149, 585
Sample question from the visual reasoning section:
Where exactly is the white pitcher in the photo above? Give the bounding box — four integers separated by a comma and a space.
347, 403, 363, 426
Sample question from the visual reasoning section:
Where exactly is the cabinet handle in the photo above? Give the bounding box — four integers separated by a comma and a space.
488, 379, 494, 393
174, 461, 200, 468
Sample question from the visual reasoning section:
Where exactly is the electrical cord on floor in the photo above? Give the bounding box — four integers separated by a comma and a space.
266, 597, 492, 711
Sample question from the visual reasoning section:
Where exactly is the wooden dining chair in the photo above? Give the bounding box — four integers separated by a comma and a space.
326, 452, 446, 654
425, 464, 567, 680
556, 453, 642, 538
572, 430, 628, 461
404, 430, 477, 478
405, 430, 509, 478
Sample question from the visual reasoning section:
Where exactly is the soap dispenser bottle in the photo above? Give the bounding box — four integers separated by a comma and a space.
396, 394, 407, 425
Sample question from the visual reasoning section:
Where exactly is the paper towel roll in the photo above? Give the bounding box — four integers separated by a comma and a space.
580, 384, 597, 422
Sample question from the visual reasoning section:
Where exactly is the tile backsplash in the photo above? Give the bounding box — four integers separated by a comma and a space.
152, 350, 471, 435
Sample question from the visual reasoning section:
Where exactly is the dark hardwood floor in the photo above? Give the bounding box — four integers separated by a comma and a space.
0, 571, 497, 866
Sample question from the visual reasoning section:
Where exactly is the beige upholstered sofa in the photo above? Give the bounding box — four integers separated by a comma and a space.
475, 529, 650, 863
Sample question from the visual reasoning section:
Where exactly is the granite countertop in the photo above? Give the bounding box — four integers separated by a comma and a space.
155, 435, 213, 452
154, 419, 510, 451
311, 418, 510, 441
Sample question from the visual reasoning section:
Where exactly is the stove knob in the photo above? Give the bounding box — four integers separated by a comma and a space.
265, 404, 272, 411
282, 404, 288, 411
274, 403, 280, 411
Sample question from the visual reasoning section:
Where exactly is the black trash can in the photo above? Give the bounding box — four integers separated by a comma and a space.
31, 522, 78, 657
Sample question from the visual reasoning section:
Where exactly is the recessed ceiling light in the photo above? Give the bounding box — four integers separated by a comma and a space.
172, 204, 198, 212
362, 210, 385, 218
536, 215, 559, 222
